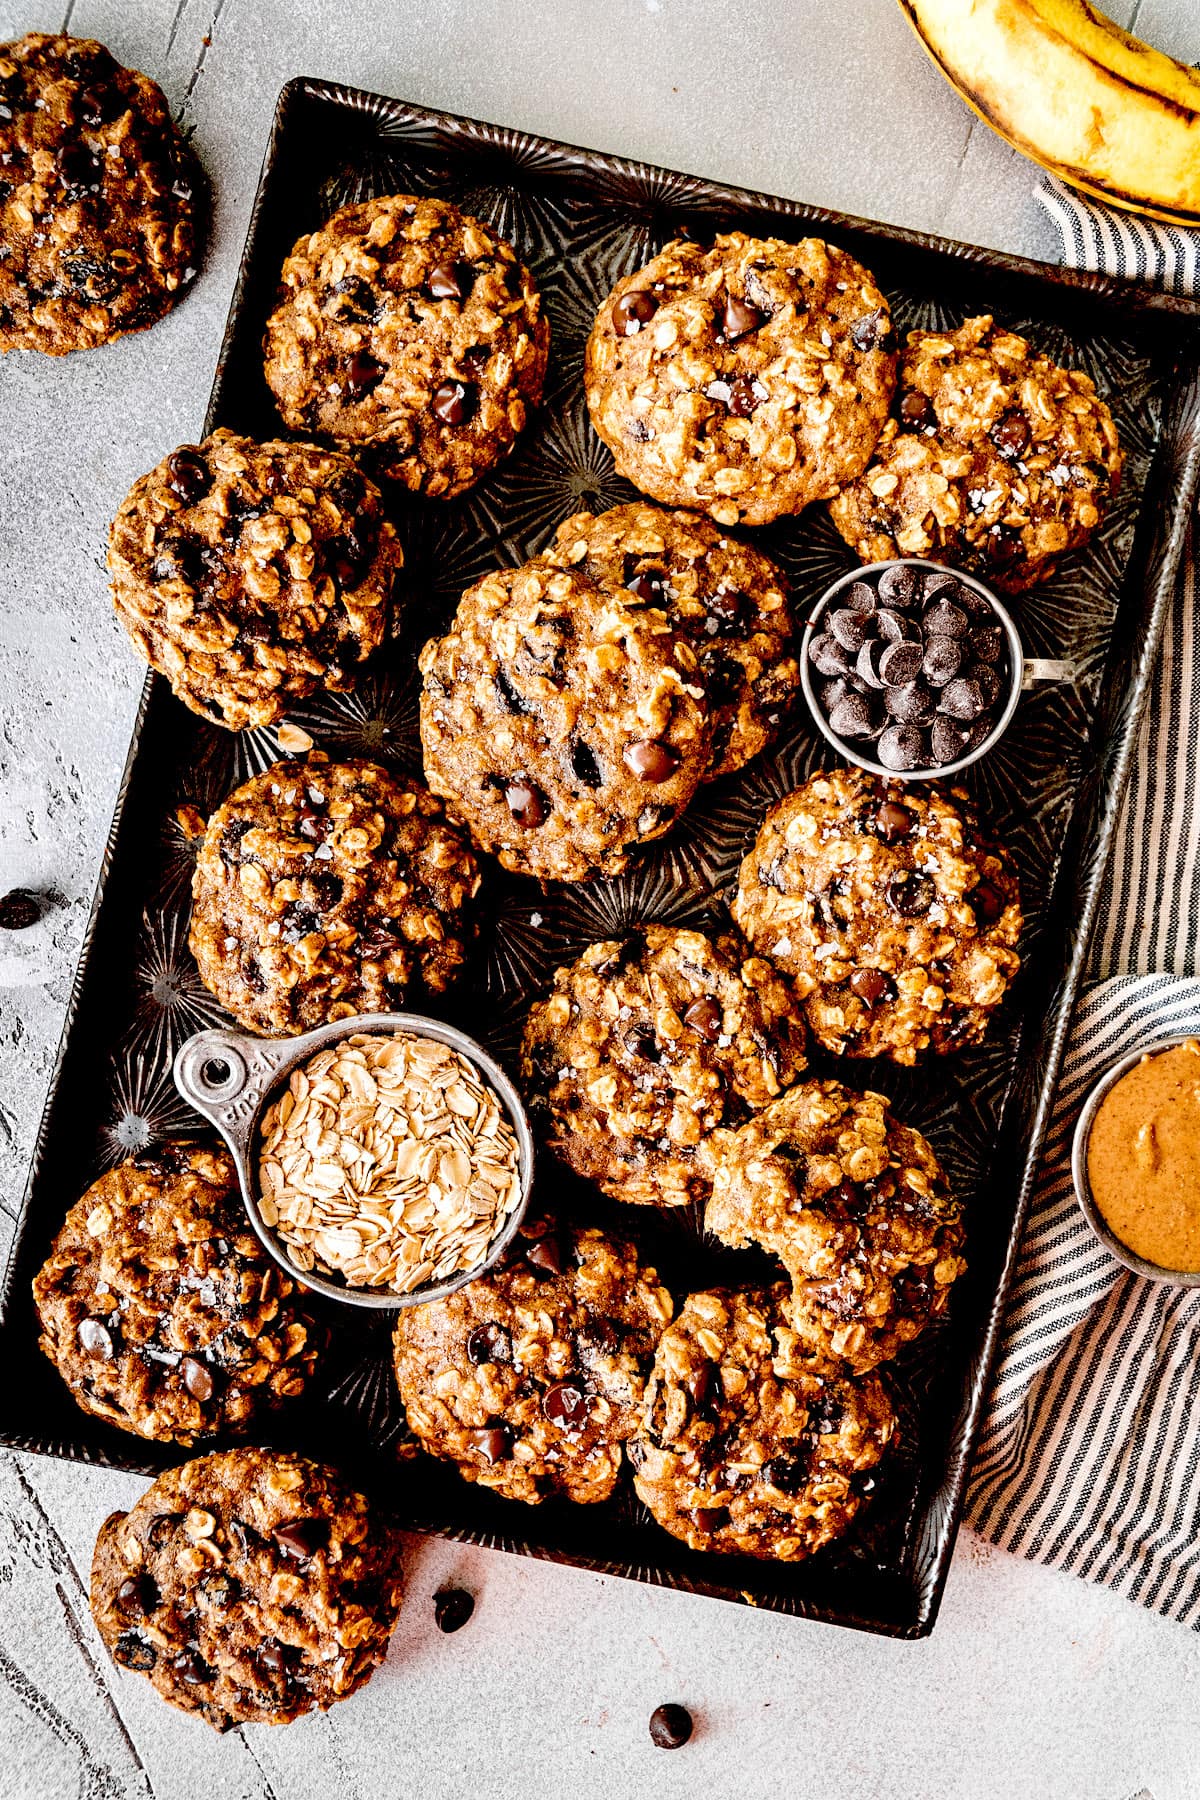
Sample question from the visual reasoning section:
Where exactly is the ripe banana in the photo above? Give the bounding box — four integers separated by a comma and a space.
898, 0, 1200, 226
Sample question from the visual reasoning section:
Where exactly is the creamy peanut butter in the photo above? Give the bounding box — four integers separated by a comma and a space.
1087, 1039, 1200, 1272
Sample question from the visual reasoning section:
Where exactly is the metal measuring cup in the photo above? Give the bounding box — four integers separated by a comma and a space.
173, 1011, 535, 1311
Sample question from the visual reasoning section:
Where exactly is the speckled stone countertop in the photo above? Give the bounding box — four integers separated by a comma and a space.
2, 2, 1198, 1796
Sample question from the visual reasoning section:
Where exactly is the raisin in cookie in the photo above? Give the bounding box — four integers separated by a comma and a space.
828, 315, 1123, 592
585, 233, 895, 527
109, 430, 401, 731
520, 927, 807, 1210
632, 1285, 894, 1560
419, 560, 711, 882
732, 766, 1021, 1064
263, 193, 549, 498
543, 503, 799, 779
392, 1220, 673, 1504
705, 1081, 965, 1373
0, 33, 200, 355
34, 1142, 316, 1444
189, 757, 480, 1035
91, 1448, 403, 1729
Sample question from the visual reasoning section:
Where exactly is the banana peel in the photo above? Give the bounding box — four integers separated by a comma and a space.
899, 0, 1200, 227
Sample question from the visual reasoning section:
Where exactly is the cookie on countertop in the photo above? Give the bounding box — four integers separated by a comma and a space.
109, 429, 402, 731
543, 502, 800, 779
585, 233, 896, 527
520, 926, 807, 1210
189, 757, 481, 1035
33, 1142, 316, 1444
732, 765, 1022, 1064
0, 32, 200, 354
419, 559, 711, 882
262, 193, 549, 498
631, 1285, 895, 1560
90, 1447, 404, 1729
705, 1080, 965, 1373
392, 1220, 674, 1505
828, 314, 1123, 591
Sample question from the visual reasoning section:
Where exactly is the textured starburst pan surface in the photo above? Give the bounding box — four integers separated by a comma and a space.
6, 81, 1200, 1639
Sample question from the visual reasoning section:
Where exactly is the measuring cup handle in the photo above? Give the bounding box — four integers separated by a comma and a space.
173, 1028, 289, 1159
1021, 658, 1077, 689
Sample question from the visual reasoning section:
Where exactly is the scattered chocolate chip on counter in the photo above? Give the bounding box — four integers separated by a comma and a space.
433, 1587, 475, 1633
649, 1703, 694, 1749
0, 888, 42, 929
807, 563, 1012, 770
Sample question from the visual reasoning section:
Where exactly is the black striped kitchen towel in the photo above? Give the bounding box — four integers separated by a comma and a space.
964, 180, 1200, 1620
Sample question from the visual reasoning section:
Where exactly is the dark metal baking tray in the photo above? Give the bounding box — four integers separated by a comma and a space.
7, 77, 1200, 1640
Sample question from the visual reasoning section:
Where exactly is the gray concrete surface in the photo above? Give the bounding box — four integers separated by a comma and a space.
2, 1, 1199, 1796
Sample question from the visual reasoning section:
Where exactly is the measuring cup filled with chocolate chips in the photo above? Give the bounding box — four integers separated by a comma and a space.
800, 559, 1071, 778
174, 1012, 535, 1311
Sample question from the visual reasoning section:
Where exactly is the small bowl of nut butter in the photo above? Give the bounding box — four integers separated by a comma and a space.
1071, 1035, 1200, 1285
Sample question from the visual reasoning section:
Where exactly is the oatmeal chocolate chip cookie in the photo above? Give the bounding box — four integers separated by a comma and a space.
109, 430, 402, 731
543, 503, 799, 779
705, 1081, 965, 1373
0, 33, 200, 355
419, 560, 711, 882
90, 1447, 403, 1729
585, 233, 896, 527
392, 1221, 674, 1505
828, 314, 1123, 592
262, 193, 549, 498
189, 757, 480, 1035
632, 1285, 894, 1560
34, 1142, 316, 1444
732, 766, 1022, 1063
520, 926, 807, 1210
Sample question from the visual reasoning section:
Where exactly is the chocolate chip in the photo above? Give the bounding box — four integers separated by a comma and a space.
434, 1588, 475, 1633
57, 144, 102, 196
855, 639, 888, 688
972, 880, 1005, 924
929, 716, 967, 764
850, 967, 895, 1007
971, 624, 1005, 665
612, 290, 658, 335
809, 632, 851, 678
885, 680, 935, 725
328, 276, 381, 323
828, 692, 879, 739
165, 447, 211, 506
923, 600, 968, 638
992, 411, 1030, 458
471, 1423, 513, 1463
257, 1640, 289, 1675
850, 311, 884, 351
970, 664, 1004, 707
543, 1379, 589, 1429
273, 1519, 330, 1563
876, 563, 920, 605
922, 638, 963, 687
722, 293, 767, 339
690, 1506, 729, 1534
877, 723, 926, 769
706, 375, 767, 416
878, 641, 923, 685
829, 608, 872, 653
886, 871, 935, 917
116, 1575, 158, 1617
899, 390, 933, 428
873, 607, 911, 644
427, 260, 473, 301
623, 741, 679, 783
505, 779, 547, 827
114, 1632, 156, 1672
874, 800, 914, 844
939, 677, 986, 721
181, 1357, 214, 1402
625, 1025, 660, 1061
955, 583, 995, 618
649, 1704, 694, 1750
687, 1361, 721, 1417
843, 582, 877, 614
570, 739, 602, 788
820, 676, 852, 712
172, 1650, 213, 1686
627, 569, 668, 605
684, 998, 722, 1041
466, 1322, 512, 1365
525, 1234, 565, 1277
704, 587, 748, 635
0, 889, 41, 930
344, 351, 383, 399
433, 380, 476, 425
78, 1318, 113, 1359
762, 1451, 811, 1494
